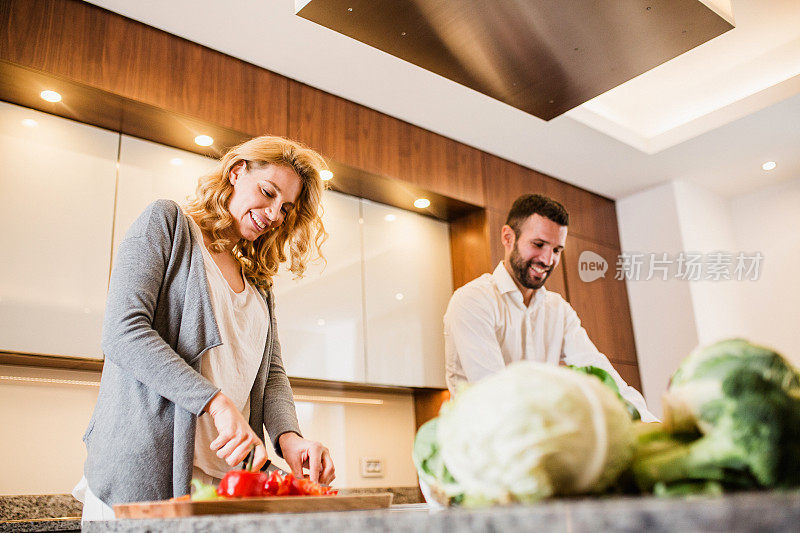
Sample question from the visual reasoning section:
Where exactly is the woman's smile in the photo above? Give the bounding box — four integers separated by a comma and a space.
250, 210, 269, 231
227, 162, 302, 242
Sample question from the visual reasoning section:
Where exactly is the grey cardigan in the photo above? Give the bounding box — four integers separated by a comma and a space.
84, 199, 300, 506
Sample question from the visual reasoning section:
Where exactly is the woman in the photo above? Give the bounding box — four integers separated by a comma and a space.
74, 136, 335, 520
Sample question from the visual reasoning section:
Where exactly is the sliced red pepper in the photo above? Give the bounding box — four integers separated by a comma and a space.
264, 470, 282, 496
259, 469, 338, 498
275, 473, 293, 496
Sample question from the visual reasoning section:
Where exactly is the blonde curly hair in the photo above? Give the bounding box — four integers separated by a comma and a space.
183, 135, 328, 289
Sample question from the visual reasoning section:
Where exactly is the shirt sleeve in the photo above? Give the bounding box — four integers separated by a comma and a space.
261, 289, 302, 457
100, 201, 220, 416
560, 303, 659, 423
262, 325, 302, 457
444, 287, 507, 386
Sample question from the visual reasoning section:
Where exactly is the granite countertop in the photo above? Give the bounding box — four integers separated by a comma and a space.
0, 494, 81, 532
80, 490, 800, 533
0, 487, 423, 532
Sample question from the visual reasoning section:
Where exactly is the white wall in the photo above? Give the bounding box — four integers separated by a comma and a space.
672, 180, 749, 345
617, 176, 800, 415
0, 365, 417, 495
271, 386, 418, 489
729, 175, 800, 365
0, 365, 99, 496
616, 182, 699, 417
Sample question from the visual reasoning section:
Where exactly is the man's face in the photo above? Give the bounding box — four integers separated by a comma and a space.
504, 214, 568, 290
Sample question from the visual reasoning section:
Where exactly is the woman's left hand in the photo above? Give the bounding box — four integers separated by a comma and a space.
278, 432, 335, 485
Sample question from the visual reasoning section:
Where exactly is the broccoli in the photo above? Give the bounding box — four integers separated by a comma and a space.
632, 339, 800, 494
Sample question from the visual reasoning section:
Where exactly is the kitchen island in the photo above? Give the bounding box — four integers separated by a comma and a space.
82, 490, 800, 532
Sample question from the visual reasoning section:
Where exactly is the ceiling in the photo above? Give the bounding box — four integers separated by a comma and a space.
84, 0, 800, 200
295, 0, 733, 121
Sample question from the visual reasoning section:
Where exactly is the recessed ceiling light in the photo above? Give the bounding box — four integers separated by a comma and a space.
40, 90, 61, 103
170, 158, 184, 166
194, 135, 214, 147
319, 169, 333, 181
316, 318, 326, 326
384, 214, 396, 222
413, 198, 430, 209
21, 119, 38, 128
762, 161, 777, 171
395, 293, 404, 301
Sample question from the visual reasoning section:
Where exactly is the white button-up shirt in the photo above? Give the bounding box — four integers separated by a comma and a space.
444, 262, 657, 422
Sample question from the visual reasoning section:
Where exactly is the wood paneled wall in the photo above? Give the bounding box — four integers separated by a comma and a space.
287, 82, 485, 206
562, 236, 638, 368
0, 0, 643, 403
0, 0, 289, 137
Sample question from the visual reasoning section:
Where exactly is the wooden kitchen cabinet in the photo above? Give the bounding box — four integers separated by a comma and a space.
362, 200, 453, 388
449, 209, 492, 290
0, 103, 118, 359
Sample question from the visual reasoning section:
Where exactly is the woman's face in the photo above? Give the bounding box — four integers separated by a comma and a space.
226, 161, 303, 242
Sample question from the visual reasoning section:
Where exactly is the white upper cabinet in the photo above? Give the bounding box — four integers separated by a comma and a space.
1, 107, 453, 386
0, 103, 119, 359
361, 200, 453, 388
272, 191, 365, 382
113, 135, 216, 261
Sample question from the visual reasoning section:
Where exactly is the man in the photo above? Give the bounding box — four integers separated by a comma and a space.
444, 194, 657, 422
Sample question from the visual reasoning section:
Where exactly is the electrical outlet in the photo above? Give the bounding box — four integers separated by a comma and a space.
359, 457, 384, 478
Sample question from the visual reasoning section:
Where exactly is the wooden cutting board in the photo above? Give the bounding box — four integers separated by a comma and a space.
114, 493, 393, 519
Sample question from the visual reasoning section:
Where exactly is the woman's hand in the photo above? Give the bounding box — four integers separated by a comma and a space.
206, 392, 268, 469
279, 432, 335, 485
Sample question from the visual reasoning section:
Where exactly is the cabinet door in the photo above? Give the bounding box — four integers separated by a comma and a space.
114, 135, 216, 261
272, 191, 365, 382
0, 103, 119, 359
362, 200, 453, 387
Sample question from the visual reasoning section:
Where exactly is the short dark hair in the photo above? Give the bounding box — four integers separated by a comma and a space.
505, 194, 569, 237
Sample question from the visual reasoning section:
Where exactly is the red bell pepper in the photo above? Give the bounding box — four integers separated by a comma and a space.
217, 470, 269, 498
264, 470, 282, 496
275, 473, 294, 496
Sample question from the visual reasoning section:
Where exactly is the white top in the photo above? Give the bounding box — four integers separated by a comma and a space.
444, 262, 658, 422
188, 216, 270, 478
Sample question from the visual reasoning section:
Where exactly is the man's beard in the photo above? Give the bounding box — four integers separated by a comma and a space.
509, 246, 552, 290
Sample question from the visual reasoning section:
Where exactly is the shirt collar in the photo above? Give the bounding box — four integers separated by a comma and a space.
493, 262, 548, 306
493, 262, 519, 295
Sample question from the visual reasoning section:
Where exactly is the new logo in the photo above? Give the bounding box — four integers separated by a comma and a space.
578, 251, 608, 282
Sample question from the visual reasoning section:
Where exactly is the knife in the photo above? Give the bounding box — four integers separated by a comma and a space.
238, 451, 289, 476
261, 460, 289, 476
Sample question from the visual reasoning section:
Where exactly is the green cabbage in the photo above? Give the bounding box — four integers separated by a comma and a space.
413, 361, 635, 506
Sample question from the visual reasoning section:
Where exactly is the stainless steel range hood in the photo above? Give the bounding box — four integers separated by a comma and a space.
296, 0, 733, 121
